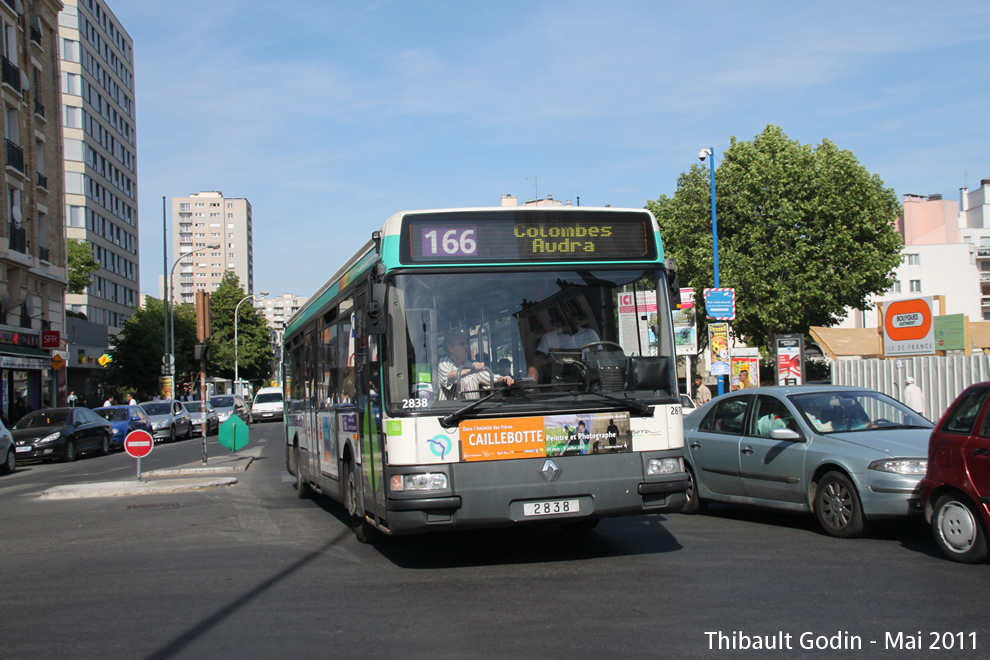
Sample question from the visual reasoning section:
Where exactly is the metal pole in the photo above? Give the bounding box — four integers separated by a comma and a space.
707, 148, 725, 396
162, 197, 169, 378
168, 243, 219, 398
201, 361, 208, 465
234, 292, 266, 397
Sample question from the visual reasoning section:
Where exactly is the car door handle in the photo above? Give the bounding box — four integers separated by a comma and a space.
689, 441, 702, 449
975, 448, 990, 457
741, 446, 755, 455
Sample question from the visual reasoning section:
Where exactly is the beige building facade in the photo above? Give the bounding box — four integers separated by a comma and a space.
59, 0, 139, 329
1, 0, 69, 414
169, 191, 254, 305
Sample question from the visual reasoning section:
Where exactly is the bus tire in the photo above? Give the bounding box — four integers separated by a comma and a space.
295, 445, 311, 499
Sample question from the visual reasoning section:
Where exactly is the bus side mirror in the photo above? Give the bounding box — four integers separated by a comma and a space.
367, 282, 386, 335
665, 259, 682, 309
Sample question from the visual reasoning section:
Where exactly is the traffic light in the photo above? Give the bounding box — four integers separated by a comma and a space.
195, 289, 213, 341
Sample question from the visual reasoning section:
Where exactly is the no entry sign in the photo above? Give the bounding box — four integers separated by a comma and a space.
124, 430, 155, 458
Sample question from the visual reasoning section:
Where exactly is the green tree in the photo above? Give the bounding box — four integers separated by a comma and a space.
648, 125, 903, 355
205, 272, 275, 385
67, 239, 100, 295
106, 298, 198, 398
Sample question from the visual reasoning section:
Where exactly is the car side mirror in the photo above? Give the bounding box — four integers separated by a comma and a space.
770, 427, 803, 442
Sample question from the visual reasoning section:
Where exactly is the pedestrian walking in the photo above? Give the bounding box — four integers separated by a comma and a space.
693, 375, 712, 407
66, 391, 78, 407
903, 376, 925, 417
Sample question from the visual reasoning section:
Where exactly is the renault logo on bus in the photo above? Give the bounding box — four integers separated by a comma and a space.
541, 459, 560, 482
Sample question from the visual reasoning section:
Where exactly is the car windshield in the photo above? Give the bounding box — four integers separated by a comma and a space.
211, 396, 233, 408
789, 390, 934, 433
185, 402, 208, 413
254, 393, 282, 404
141, 403, 171, 416
14, 410, 68, 429
95, 408, 128, 422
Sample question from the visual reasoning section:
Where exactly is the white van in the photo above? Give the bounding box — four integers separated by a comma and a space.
251, 386, 284, 422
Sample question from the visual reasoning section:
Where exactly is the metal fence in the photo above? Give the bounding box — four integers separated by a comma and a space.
831, 354, 990, 424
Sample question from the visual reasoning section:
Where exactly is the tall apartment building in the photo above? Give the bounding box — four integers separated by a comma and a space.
256, 293, 306, 339
1, 0, 69, 414
58, 0, 139, 329
169, 191, 253, 305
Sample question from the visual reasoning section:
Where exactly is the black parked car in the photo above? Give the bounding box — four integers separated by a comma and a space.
11, 408, 113, 462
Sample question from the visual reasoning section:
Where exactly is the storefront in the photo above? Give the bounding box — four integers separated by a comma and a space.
0, 332, 56, 426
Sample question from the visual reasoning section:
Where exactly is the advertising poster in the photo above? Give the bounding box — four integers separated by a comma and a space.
617, 291, 657, 353
708, 323, 730, 375
672, 288, 697, 356
460, 412, 632, 462
775, 334, 803, 386
318, 413, 338, 478
730, 357, 759, 390
159, 376, 174, 400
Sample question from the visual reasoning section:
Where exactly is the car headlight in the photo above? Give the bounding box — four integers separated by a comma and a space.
647, 457, 685, 475
868, 458, 927, 474
38, 431, 62, 444
153, 420, 169, 430
218, 411, 231, 420
113, 428, 122, 435
390, 473, 448, 492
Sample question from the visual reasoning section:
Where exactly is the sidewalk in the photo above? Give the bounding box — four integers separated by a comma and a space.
39, 449, 258, 500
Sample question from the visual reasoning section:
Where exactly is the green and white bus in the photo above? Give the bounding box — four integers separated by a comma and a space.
283, 206, 688, 540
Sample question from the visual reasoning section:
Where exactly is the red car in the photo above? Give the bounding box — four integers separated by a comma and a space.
921, 383, 990, 563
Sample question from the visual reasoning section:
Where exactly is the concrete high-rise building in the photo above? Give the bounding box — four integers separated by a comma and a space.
58, 0, 139, 329
168, 191, 253, 305
1, 0, 69, 413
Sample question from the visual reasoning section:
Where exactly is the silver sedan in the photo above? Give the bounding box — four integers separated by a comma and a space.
682, 385, 933, 538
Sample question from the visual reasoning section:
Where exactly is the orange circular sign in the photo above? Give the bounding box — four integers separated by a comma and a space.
884, 299, 932, 341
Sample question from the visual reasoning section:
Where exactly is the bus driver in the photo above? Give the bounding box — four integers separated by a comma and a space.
436, 331, 513, 400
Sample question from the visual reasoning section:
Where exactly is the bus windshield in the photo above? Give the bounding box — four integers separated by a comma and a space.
385, 268, 677, 414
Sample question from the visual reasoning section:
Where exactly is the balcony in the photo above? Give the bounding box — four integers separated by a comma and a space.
36, 171, 47, 189
978, 248, 990, 258
8, 222, 26, 253
981, 272, 990, 283
1, 56, 20, 92
34, 97, 45, 118
30, 26, 41, 46
6, 139, 23, 172
39, 245, 49, 262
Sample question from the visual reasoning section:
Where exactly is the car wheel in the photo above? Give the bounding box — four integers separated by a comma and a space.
169, 425, 177, 443
295, 445, 311, 499
814, 471, 870, 538
64, 440, 78, 462
932, 494, 989, 564
99, 433, 110, 456
1, 448, 14, 475
681, 464, 707, 514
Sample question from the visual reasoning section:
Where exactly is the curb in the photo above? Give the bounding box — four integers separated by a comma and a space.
145, 456, 255, 477
40, 476, 239, 500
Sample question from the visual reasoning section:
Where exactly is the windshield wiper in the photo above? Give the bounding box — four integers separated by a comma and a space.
568, 389, 653, 416
439, 389, 502, 428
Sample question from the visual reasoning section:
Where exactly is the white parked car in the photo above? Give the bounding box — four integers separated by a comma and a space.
251, 386, 284, 422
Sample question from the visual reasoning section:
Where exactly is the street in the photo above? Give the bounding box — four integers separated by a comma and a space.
2, 422, 987, 659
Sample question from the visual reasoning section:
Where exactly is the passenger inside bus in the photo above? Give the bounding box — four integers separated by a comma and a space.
435, 331, 514, 400
527, 316, 601, 381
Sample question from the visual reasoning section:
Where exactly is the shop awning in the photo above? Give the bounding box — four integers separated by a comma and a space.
0, 344, 51, 359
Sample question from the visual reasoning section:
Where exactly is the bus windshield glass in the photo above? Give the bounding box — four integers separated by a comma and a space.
385, 268, 677, 415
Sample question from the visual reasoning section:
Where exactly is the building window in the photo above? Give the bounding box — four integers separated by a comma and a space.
981, 236, 990, 248
892, 280, 901, 294
964, 236, 973, 244
906, 253, 920, 266
909, 280, 922, 293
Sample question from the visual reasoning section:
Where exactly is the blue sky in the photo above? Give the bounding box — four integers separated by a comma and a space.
110, 0, 990, 299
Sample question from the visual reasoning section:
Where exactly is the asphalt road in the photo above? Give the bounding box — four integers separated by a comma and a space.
2, 422, 988, 659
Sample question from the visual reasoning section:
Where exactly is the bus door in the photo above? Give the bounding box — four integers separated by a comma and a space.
301, 326, 319, 475
354, 289, 386, 527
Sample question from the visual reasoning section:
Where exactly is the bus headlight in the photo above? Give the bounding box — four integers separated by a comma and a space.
647, 457, 684, 476
390, 473, 449, 492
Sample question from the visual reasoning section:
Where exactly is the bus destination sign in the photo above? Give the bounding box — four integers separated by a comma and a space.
402, 210, 655, 264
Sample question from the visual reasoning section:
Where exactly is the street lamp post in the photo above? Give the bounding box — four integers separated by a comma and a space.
166, 244, 221, 389
699, 147, 725, 395
234, 291, 267, 398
